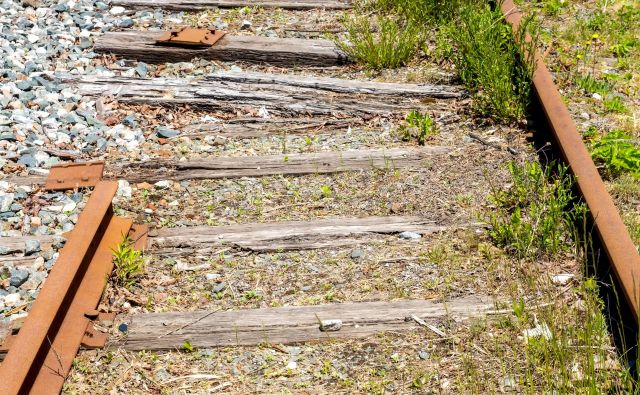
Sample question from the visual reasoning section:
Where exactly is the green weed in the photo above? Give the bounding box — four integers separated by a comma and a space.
320, 185, 332, 199
448, 4, 538, 123
603, 96, 628, 113
111, 235, 145, 288
487, 161, 585, 260
590, 129, 640, 178
339, 15, 423, 69
371, 0, 465, 24
398, 110, 436, 145
542, 0, 567, 16
576, 73, 612, 96
181, 341, 194, 352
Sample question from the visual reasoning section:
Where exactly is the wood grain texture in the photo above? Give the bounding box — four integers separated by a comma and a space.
181, 117, 359, 138
150, 216, 450, 251
94, 32, 348, 66
109, 147, 451, 182
111, 0, 352, 10
117, 296, 495, 350
67, 73, 459, 116
205, 71, 464, 99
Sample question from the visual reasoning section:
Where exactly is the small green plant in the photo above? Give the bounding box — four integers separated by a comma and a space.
610, 38, 636, 58
603, 96, 628, 113
398, 110, 436, 145
590, 130, 640, 178
576, 73, 611, 96
181, 341, 194, 352
111, 234, 145, 288
487, 161, 586, 260
320, 185, 332, 199
542, 0, 566, 16
339, 15, 423, 70
447, 4, 538, 123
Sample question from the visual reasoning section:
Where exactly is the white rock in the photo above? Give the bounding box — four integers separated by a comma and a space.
4, 293, 21, 307
319, 319, 342, 332
154, 180, 171, 189
117, 180, 132, 198
551, 273, 574, 285
32, 256, 45, 270
110, 6, 126, 15
63, 201, 76, 213
523, 323, 552, 342
286, 361, 297, 370
205, 273, 221, 281
592, 93, 602, 100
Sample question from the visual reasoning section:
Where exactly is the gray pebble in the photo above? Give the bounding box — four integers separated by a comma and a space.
319, 319, 342, 332
0, 193, 14, 212
156, 126, 180, 138
350, 248, 364, 260
10, 269, 30, 287
212, 282, 226, 293
24, 239, 40, 255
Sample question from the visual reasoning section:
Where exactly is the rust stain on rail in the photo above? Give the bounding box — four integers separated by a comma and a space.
501, 0, 640, 320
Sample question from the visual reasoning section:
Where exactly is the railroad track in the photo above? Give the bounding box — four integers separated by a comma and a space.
0, 0, 637, 393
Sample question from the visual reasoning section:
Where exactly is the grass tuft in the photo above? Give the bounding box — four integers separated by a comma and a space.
338, 15, 423, 70
448, 3, 538, 123
487, 161, 586, 260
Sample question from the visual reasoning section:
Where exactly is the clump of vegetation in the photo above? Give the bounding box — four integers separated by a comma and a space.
371, 0, 466, 24
111, 234, 145, 288
487, 161, 586, 260
590, 130, 640, 178
342, 0, 537, 123
448, 3, 538, 123
338, 15, 423, 70
398, 110, 436, 145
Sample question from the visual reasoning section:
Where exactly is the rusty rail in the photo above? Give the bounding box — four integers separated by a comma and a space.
0, 166, 147, 394
501, 0, 640, 319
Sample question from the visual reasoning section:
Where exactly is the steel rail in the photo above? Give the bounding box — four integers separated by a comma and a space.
501, 0, 640, 320
0, 181, 133, 394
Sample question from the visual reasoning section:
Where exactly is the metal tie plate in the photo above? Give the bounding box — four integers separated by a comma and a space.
155, 28, 226, 47
45, 161, 105, 191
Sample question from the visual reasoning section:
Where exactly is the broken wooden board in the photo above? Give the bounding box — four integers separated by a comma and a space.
205, 71, 464, 99
109, 147, 451, 183
66, 73, 461, 116
93, 32, 347, 66
111, 0, 352, 10
149, 216, 451, 251
117, 296, 495, 350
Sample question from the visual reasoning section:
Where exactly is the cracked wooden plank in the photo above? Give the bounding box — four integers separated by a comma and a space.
93, 32, 348, 66
149, 215, 452, 251
109, 147, 451, 182
117, 296, 495, 350
66, 73, 460, 116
